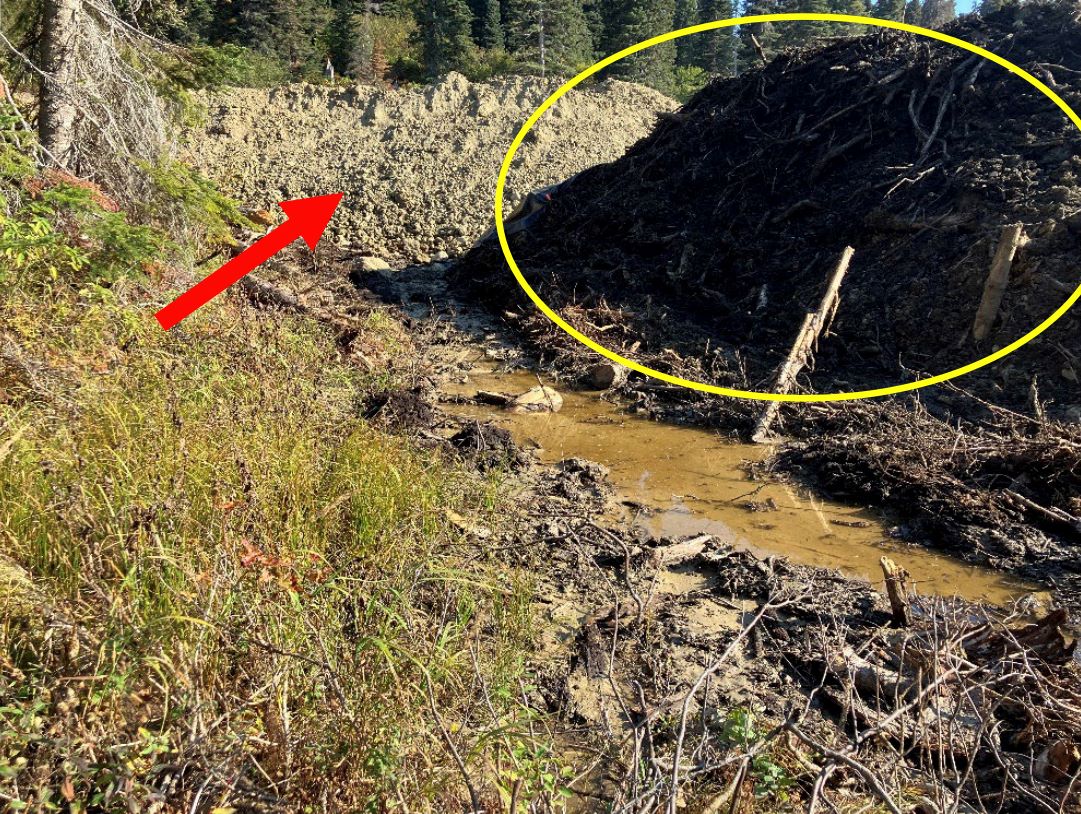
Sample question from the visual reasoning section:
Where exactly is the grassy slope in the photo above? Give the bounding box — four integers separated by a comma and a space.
0, 129, 561, 812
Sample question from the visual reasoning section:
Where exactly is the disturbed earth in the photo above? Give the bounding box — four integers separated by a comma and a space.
185, 72, 674, 263
460, 4, 1081, 414
237, 243, 1081, 813
454, 3, 1081, 615
185, 11, 1081, 808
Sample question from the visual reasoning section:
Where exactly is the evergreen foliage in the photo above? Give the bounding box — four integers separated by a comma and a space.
84, 0, 964, 95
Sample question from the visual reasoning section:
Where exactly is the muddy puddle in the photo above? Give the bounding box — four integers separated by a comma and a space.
444, 363, 1039, 605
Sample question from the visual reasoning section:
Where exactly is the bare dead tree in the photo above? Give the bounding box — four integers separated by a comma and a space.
3, 0, 181, 200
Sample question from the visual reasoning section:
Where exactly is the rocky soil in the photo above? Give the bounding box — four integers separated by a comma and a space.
185, 72, 674, 263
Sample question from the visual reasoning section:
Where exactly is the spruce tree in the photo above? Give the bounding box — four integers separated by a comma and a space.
674, 0, 700, 67
483, 0, 506, 48
740, 0, 783, 62
696, 0, 737, 76
416, 0, 475, 76
231, 0, 330, 76
614, 0, 678, 92
872, 0, 906, 21
350, 10, 378, 79
506, 0, 594, 75
328, 0, 361, 75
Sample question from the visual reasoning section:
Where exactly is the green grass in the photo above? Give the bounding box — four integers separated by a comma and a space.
0, 130, 561, 812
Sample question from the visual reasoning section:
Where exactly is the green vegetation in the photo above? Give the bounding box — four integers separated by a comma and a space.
91, 0, 961, 97
0, 122, 557, 811
719, 708, 793, 800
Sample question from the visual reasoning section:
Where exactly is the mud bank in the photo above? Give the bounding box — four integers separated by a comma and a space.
453, 3, 1081, 615
442, 361, 1033, 605
241, 244, 1080, 812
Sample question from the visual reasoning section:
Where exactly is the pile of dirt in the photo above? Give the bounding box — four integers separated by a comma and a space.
460, 2, 1081, 414
185, 73, 675, 263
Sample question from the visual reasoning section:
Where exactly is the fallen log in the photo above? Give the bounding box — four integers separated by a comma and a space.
753, 246, 855, 443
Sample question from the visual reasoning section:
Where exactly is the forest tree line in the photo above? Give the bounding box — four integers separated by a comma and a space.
12, 0, 1025, 100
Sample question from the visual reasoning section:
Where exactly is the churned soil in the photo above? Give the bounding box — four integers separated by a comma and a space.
185, 72, 675, 263
459, 2, 1081, 414
454, 3, 1081, 609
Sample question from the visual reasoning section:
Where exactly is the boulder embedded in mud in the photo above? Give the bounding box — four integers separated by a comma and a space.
508, 385, 563, 414
357, 256, 391, 272
585, 362, 628, 390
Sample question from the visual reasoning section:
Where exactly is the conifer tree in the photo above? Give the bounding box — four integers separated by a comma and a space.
673, 0, 700, 67
416, 0, 475, 75
231, 0, 330, 76
350, 10, 378, 79
696, 0, 737, 75
483, 0, 506, 48
872, 0, 906, 21
919, 0, 955, 28
328, 0, 362, 75
506, 0, 594, 75
614, 0, 678, 91
740, 0, 783, 62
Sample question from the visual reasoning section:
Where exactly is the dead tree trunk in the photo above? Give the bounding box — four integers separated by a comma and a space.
880, 556, 910, 628
972, 224, 1026, 342
39, 0, 82, 168
752, 246, 855, 443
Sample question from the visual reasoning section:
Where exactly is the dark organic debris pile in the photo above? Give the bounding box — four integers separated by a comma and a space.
460, 2, 1081, 413
763, 396, 1081, 604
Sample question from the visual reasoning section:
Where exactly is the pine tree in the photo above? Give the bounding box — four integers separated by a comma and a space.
416, 0, 475, 76
904, 0, 922, 23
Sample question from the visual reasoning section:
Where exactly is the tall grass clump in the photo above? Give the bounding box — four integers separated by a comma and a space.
0, 124, 561, 812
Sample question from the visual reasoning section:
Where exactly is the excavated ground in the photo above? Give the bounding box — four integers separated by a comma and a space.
233, 245, 1080, 813
460, 4, 1081, 413
455, 3, 1081, 611
185, 72, 674, 263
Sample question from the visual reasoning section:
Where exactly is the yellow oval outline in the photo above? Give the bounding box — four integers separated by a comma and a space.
495, 13, 1081, 402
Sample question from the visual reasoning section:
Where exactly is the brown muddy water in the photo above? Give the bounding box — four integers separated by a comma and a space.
445, 364, 1040, 606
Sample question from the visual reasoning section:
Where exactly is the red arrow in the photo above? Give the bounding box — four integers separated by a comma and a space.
155, 193, 344, 331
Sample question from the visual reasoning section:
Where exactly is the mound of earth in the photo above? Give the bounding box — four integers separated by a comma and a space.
460, 3, 1081, 414
185, 72, 675, 263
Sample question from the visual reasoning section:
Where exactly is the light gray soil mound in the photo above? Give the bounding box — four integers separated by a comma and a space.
186, 72, 675, 262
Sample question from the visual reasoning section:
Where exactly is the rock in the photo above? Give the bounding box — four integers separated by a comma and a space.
508, 386, 563, 414
585, 362, 628, 390
556, 457, 610, 484
358, 256, 391, 272
432, 250, 449, 262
